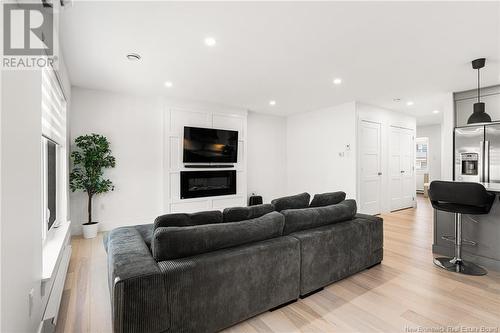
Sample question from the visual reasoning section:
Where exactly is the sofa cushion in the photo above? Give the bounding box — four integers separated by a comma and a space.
309, 191, 346, 207
271, 192, 310, 212
152, 211, 285, 261
153, 210, 222, 230
223, 203, 275, 223
281, 199, 357, 235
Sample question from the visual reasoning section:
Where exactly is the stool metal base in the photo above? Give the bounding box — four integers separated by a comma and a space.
433, 257, 487, 276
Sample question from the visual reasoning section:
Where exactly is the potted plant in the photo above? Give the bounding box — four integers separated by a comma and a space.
69, 134, 116, 239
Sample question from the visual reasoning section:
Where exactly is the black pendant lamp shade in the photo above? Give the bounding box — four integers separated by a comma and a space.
467, 58, 491, 124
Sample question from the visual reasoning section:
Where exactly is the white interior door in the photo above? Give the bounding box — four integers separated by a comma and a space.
359, 121, 382, 215
389, 126, 415, 211
400, 129, 415, 208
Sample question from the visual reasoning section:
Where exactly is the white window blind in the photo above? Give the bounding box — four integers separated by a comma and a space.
42, 68, 67, 145
41, 68, 68, 239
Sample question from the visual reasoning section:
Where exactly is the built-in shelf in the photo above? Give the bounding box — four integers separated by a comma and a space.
42, 220, 71, 282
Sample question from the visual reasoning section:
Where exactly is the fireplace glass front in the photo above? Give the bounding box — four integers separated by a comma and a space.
180, 170, 237, 199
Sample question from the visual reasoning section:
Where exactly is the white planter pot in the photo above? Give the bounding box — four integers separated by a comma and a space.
82, 222, 99, 239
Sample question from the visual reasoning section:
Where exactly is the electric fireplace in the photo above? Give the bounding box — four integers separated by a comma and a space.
180, 170, 236, 199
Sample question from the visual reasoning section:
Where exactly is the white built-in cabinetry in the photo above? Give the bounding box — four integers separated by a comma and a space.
163, 107, 248, 213
40, 221, 72, 332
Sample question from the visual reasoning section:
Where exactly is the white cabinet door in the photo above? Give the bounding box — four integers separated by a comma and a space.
390, 126, 415, 211
359, 121, 382, 215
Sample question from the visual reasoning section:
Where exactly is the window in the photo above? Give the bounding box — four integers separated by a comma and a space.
415, 137, 429, 172
41, 68, 67, 240
42, 138, 59, 237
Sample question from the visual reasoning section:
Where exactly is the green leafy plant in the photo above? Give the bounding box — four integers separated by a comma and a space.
69, 134, 116, 225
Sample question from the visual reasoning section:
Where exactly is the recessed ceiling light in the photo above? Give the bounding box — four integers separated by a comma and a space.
433, 110, 440, 114
204, 37, 216, 47
164, 81, 173, 88
406, 101, 414, 106
269, 100, 276, 106
126, 53, 141, 61
333, 78, 342, 85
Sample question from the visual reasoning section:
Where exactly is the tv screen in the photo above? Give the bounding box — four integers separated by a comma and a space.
183, 126, 238, 163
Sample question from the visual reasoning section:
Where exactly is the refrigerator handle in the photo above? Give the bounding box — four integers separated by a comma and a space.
485, 141, 490, 183
480, 141, 484, 182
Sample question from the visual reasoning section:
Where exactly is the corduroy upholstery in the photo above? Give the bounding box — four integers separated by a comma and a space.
281, 199, 357, 235
107, 226, 300, 333
153, 210, 223, 230
309, 191, 346, 207
158, 237, 300, 332
106, 227, 169, 333
289, 214, 383, 295
223, 203, 275, 222
106, 197, 384, 332
271, 192, 310, 211
152, 212, 284, 261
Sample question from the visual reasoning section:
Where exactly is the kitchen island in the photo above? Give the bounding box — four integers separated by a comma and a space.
433, 182, 500, 270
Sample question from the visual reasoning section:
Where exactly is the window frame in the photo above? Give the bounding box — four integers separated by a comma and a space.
415, 137, 430, 173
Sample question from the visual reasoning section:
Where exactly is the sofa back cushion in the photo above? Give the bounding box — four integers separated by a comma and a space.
152, 211, 285, 261
153, 210, 222, 230
309, 191, 346, 207
223, 203, 275, 223
282, 199, 357, 235
271, 192, 310, 212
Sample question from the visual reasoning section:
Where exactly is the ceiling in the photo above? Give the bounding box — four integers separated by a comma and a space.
60, 1, 500, 124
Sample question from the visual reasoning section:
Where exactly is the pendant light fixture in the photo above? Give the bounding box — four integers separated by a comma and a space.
467, 58, 491, 124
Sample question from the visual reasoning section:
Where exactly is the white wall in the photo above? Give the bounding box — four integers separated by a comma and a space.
69, 88, 164, 234
416, 124, 442, 190
1, 70, 44, 333
0, 1, 72, 327
286, 102, 357, 199
247, 112, 287, 203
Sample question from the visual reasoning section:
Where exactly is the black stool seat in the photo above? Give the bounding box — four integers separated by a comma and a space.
428, 181, 495, 276
428, 181, 495, 215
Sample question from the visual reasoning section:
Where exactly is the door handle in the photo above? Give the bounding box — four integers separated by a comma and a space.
378, 172, 382, 176
401, 170, 405, 173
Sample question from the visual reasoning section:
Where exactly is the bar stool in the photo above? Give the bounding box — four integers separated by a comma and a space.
428, 181, 495, 276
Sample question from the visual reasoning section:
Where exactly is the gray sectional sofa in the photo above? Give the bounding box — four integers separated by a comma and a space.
105, 191, 383, 333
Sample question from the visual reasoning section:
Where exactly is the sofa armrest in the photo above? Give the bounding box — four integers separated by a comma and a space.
106, 227, 169, 333
355, 213, 382, 222
355, 213, 384, 253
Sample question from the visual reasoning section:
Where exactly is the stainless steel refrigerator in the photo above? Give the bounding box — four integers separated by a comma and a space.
454, 123, 500, 183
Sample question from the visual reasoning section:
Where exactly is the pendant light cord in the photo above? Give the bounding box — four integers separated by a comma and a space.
477, 68, 480, 103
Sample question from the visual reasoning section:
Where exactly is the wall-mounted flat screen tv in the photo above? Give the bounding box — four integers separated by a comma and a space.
183, 126, 238, 163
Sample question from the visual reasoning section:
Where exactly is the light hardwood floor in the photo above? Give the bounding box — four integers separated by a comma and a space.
56, 195, 500, 333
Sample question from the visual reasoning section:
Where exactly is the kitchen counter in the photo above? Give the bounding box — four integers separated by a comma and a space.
479, 182, 500, 193
433, 185, 500, 271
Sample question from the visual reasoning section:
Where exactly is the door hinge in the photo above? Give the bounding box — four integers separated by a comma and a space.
413, 197, 415, 201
